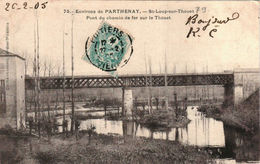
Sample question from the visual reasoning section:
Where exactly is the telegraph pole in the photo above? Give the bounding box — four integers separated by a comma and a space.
185, 63, 188, 100
164, 51, 168, 111
194, 63, 197, 100
62, 30, 66, 127
173, 63, 176, 94
206, 63, 209, 100
36, 16, 40, 122
148, 56, 152, 113
70, 14, 75, 133
33, 21, 37, 122
159, 62, 161, 100
144, 44, 150, 114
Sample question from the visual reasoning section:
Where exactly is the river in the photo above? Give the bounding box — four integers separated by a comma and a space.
54, 106, 259, 163
6, 105, 260, 163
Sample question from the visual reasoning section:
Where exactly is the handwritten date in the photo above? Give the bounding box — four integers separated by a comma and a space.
5, 1, 48, 11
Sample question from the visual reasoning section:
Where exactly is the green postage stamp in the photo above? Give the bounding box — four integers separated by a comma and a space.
84, 22, 133, 72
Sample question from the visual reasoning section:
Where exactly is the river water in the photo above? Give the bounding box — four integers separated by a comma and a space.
55, 106, 259, 163
57, 107, 224, 146
12, 105, 260, 163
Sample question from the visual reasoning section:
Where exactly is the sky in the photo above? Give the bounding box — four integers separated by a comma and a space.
0, 0, 259, 76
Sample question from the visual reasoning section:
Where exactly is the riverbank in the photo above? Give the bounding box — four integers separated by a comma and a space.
198, 89, 259, 134
0, 131, 214, 164
198, 105, 258, 133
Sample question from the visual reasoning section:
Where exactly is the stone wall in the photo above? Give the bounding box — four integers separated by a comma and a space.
234, 68, 260, 104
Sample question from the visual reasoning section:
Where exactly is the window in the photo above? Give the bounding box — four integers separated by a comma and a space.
0, 80, 6, 114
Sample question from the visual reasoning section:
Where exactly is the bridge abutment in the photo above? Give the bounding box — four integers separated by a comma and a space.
223, 68, 260, 108
122, 88, 133, 119
233, 68, 260, 105
234, 84, 243, 105
223, 84, 234, 108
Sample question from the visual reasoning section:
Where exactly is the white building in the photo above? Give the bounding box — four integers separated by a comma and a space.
0, 49, 25, 130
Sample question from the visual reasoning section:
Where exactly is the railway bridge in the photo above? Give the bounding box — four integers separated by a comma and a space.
1, 54, 259, 128
25, 72, 248, 117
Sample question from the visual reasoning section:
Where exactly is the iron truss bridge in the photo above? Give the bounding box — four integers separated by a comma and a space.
25, 73, 234, 90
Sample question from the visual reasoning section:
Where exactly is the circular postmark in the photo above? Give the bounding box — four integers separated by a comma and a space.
84, 22, 133, 72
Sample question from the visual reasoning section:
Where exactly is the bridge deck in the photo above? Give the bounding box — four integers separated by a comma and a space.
25, 73, 234, 90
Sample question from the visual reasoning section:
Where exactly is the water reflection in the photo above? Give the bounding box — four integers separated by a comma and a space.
58, 106, 225, 147
223, 125, 259, 162
186, 107, 225, 147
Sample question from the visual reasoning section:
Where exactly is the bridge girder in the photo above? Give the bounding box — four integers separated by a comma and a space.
25, 73, 234, 90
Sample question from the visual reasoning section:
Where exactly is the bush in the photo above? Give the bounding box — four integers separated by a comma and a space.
198, 105, 221, 116
81, 124, 96, 143
143, 115, 162, 129
132, 108, 146, 119
35, 151, 58, 164
106, 112, 120, 120
0, 125, 14, 135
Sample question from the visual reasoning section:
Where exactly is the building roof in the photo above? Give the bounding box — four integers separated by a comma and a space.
0, 48, 25, 60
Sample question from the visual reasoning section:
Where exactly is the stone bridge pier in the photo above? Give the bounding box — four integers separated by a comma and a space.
122, 87, 133, 119
223, 83, 243, 107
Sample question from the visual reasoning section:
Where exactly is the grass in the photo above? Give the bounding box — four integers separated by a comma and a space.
34, 133, 215, 164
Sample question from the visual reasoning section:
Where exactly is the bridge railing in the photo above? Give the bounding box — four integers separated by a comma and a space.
25, 73, 234, 90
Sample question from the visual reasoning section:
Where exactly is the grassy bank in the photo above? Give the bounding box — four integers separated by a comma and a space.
33, 133, 214, 164
198, 105, 258, 133
0, 131, 215, 164
0, 124, 215, 164
198, 89, 259, 133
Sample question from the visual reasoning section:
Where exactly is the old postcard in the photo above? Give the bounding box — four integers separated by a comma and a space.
0, 0, 259, 163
